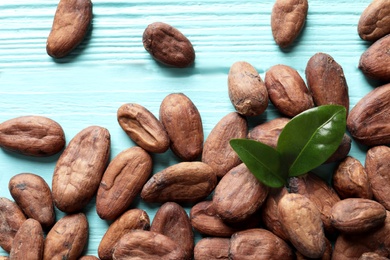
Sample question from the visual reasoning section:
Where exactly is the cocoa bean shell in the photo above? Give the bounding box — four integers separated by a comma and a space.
8, 173, 55, 228
52, 126, 110, 213
96, 146, 152, 220
202, 112, 247, 178
46, 0, 92, 58
0, 115, 65, 157
347, 83, 390, 146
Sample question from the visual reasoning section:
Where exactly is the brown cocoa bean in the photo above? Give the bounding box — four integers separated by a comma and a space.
365, 145, 390, 210
96, 146, 152, 220
194, 237, 230, 260
9, 218, 43, 260
330, 198, 386, 234
347, 83, 390, 146
358, 0, 390, 41
271, 0, 308, 48
142, 22, 195, 68
78, 256, 99, 260
296, 237, 333, 260
359, 34, 390, 82
112, 230, 185, 260
229, 228, 295, 260
333, 156, 373, 199
8, 173, 55, 228
141, 162, 217, 204
202, 112, 247, 178
289, 173, 341, 235
212, 163, 268, 223
333, 211, 390, 260
0, 197, 26, 253
228, 61, 268, 116
260, 187, 289, 241
265, 64, 314, 117
0, 115, 65, 157
98, 209, 150, 260
305, 52, 349, 113
117, 103, 170, 153
46, 0, 92, 58
52, 126, 110, 213
43, 213, 88, 260
324, 133, 351, 164
359, 252, 390, 260
248, 117, 290, 148
190, 200, 258, 237
78, 255, 99, 260
151, 202, 193, 260
278, 193, 326, 259
159, 93, 203, 161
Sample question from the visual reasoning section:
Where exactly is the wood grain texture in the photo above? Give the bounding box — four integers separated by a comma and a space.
0, 0, 374, 257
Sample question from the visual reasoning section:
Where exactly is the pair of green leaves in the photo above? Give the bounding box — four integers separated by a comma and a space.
230, 105, 347, 188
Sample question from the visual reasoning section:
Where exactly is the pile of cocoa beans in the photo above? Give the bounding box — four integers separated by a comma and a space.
1, 0, 390, 259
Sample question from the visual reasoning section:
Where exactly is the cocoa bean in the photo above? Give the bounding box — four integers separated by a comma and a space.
151, 202, 193, 260
96, 146, 152, 220
117, 103, 170, 153
43, 213, 88, 260
46, 0, 92, 58
202, 112, 247, 178
9, 173, 55, 228
9, 218, 43, 260
52, 126, 110, 213
265, 64, 314, 117
142, 22, 195, 68
159, 93, 203, 161
228, 61, 268, 116
212, 163, 268, 223
0, 197, 26, 253
98, 209, 150, 260
0, 115, 65, 157
141, 162, 217, 204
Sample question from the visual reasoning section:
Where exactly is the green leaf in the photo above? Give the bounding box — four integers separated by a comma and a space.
230, 139, 286, 188
277, 105, 347, 177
